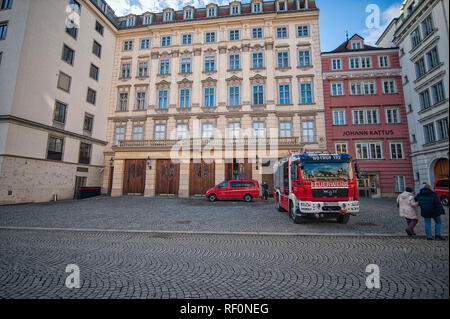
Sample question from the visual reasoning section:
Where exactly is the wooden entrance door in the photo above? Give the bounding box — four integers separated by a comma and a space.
123, 159, 146, 195
156, 160, 180, 195
434, 158, 449, 179
225, 159, 252, 180
189, 160, 216, 196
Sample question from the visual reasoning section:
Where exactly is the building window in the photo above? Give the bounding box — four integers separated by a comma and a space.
298, 50, 311, 67
382, 80, 397, 94
89, 64, 99, 80
126, 17, 134, 27
280, 122, 292, 137
205, 31, 216, 43
161, 36, 171, 47
394, 176, 406, 193
229, 29, 240, 41
140, 38, 150, 49
138, 61, 148, 77
422, 14, 434, 38
252, 27, 263, 39
253, 122, 266, 138
419, 89, 431, 110
95, 21, 104, 35
83, 114, 94, 133
352, 109, 379, 125
179, 89, 191, 108
114, 126, 125, 146
202, 123, 214, 138
426, 47, 440, 70
297, 25, 309, 37
278, 84, 291, 104
386, 108, 400, 124
300, 83, 313, 103
351, 41, 362, 49
86, 88, 96, 105
253, 85, 264, 105
163, 11, 172, 22
349, 58, 360, 69
229, 86, 240, 106
411, 134, 417, 143
65, 22, 77, 40
62, 45, 75, 65
176, 124, 188, 140
122, 40, 133, 51
252, 52, 264, 68
120, 63, 131, 78
335, 143, 348, 154
415, 57, 426, 79
207, 7, 216, 17
154, 124, 166, 140
302, 121, 315, 143
135, 91, 146, 110
184, 9, 193, 20
117, 92, 128, 111
378, 55, 389, 67
132, 125, 144, 141
277, 0, 287, 11
1, 0, 12, 10
78, 143, 91, 165
93, 40, 102, 58
47, 136, 64, 161
158, 90, 168, 109
277, 52, 289, 68
355, 142, 383, 159
229, 54, 240, 70
331, 59, 342, 70
410, 27, 421, 49
424, 123, 436, 143
350, 81, 376, 95
331, 82, 344, 96
160, 59, 170, 75
436, 118, 449, 140
53, 101, 67, 124
181, 58, 191, 73
227, 122, 241, 139
204, 56, 215, 71
276, 27, 288, 38
252, 2, 262, 13
143, 15, 152, 25
204, 87, 215, 107
57, 72, 71, 92
231, 5, 240, 15
182, 33, 192, 45
333, 110, 346, 125
431, 81, 445, 104
390, 143, 404, 159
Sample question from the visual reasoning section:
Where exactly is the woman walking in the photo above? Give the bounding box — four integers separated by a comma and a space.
415, 184, 446, 240
397, 187, 419, 236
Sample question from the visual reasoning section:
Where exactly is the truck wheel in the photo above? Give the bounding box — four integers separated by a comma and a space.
208, 194, 217, 202
244, 194, 253, 202
441, 195, 449, 207
289, 202, 303, 224
276, 195, 285, 212
337, 214, 350, 224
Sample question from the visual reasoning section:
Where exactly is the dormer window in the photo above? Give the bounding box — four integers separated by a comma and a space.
231, 5, 240, 15
126, 17, 135, 27
143, 15, 152, 25
184, 9, 193, 20
277, 0, 287, 11
252, 2, 262, 13
351, 41, 362, 49
163, 10, 173, 22
298, 0, 308, 9
207, 6, 216, 17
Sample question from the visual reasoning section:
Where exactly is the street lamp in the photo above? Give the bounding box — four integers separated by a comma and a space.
256, 155, 259, 170
147, 156, 152, 170
109, 157, 114, 168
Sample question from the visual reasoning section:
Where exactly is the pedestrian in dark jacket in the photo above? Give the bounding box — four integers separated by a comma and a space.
262, 181, 269, 200
415, 184, 446, 240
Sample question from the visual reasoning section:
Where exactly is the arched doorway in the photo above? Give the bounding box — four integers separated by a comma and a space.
434, 158, 449, 180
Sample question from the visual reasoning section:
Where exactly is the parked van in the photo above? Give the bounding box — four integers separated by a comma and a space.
434, 178, 449, 206
206, 180, 260, 202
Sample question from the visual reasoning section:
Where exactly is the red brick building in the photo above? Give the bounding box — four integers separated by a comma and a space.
321, 34, 414, 198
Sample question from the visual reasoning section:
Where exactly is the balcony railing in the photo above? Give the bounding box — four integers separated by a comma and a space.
116, 137, 299, 149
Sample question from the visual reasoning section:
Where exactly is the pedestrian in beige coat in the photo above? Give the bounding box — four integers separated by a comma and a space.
397, 187, 419, 236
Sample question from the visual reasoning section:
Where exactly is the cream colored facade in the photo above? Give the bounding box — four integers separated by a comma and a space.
105, 0, 326, 198
0, 0, 116, 204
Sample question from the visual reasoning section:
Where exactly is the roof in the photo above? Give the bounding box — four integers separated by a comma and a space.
322, 33, 397, 54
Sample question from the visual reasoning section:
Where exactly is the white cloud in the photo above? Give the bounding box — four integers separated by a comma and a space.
360, 3, 400, 46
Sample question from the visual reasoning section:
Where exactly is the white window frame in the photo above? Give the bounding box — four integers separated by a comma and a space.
331, 59, 342, 70
389, 142, 404, 160
335, 142, 348, 154
378, 55, 390, 68
332, 109, 346, 125
355, 142, 383, 159
385, 108, 400, 124
382, 79, 397, 94
331, 82, 344, 96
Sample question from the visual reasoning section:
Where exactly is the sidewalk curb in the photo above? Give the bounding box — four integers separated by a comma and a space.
1, 226, 446, 238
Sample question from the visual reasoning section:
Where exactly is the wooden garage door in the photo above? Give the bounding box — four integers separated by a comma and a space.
123, 159, 146, 195
435, 158, 449, 179
155, 160, 180, 195
189, 160, 215, 196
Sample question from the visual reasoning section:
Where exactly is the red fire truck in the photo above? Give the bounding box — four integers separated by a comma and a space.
274, 153, 360, 224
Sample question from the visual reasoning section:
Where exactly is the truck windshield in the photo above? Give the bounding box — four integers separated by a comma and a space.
301, 162, 353, 181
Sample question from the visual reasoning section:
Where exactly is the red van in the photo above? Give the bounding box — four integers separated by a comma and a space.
434, 178, 449, 206
206, 180, 260, 202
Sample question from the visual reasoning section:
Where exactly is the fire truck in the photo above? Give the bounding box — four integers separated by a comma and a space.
274, 153, 360, 224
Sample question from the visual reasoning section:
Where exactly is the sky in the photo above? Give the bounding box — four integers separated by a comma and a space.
106, 0, 402, 52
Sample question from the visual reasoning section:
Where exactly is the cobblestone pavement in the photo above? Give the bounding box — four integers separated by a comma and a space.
0, 229, 447, 299
0, 196, 448, 235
